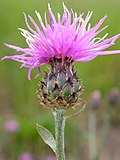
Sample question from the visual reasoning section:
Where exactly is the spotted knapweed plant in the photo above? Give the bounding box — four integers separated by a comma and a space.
1, 3, 120, 160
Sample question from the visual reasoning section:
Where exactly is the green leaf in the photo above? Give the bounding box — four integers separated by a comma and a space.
36, 124, 56, 153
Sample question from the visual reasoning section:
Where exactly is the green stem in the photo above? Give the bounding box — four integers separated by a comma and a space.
88, 110, 97, 160
53, 110, 66, 160
97, 108, 112, 157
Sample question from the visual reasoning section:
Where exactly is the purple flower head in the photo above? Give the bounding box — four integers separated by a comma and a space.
41, 155, 56, 160
4, 120, 19, 133
1, 3, 120, 80
18, 152, 33, 160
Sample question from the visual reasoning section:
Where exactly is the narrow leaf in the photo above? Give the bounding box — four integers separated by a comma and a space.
36, 124, 56, 153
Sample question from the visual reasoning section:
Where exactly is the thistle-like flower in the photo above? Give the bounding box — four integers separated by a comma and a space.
1, 3, 120, 109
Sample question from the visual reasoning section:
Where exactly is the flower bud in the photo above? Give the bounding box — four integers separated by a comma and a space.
88, 90, 101, 110
108, 88, 120, 106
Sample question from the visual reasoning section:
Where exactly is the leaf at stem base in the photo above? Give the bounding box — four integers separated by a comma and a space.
36, 124, 56, 153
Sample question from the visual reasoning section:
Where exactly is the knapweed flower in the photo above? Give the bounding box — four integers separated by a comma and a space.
18, 152, 33, 160
2, 3, 120, 79
1, 3, 120, 109
4, 120, 19, 133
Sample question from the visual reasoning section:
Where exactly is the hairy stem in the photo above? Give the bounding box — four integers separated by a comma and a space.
53, 110, 66, 160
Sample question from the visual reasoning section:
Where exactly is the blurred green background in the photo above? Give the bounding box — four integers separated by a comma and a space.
0, 0, 120, 160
